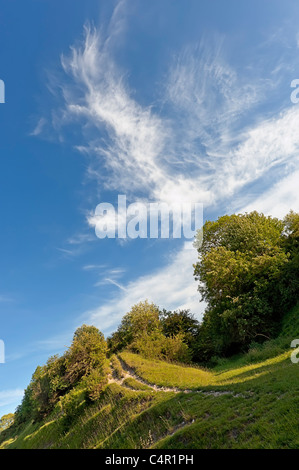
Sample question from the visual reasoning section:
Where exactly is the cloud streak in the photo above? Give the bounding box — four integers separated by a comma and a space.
86, 244, 204, 335
0, 389, 24, 409
56, 24, 299, 218
38, 9, 299, 335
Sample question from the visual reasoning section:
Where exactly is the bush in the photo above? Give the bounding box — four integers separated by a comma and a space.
83, 369, 108, 402
14, 324, 108, 424
108, 301, 160, 353
60, 387, 86, 427
130, 331, 191, 363
65, 325, 108, 385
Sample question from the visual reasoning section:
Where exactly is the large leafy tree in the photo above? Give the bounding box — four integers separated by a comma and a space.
108, 301, 192, 362
108, 300, 160, 353
159, 308, 200, 357
280, 211, 299, 307
193, 211, 296, 359
15, 325, 108, 422
65, 325, 108, 385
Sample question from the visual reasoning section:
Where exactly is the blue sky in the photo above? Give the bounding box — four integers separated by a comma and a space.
1, 0, 299, 416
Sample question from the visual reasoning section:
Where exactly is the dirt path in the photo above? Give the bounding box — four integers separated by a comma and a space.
108, 355, 248, 398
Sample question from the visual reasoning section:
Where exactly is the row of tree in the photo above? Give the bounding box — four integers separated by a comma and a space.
13, 303, 200, 427
193, 210, 299, 359
108, 300, 200, 362
14, 325, 108, 425
8, 210, 299, 430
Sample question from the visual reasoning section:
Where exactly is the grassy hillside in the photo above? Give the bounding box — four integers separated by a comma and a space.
1, 304, 298, 449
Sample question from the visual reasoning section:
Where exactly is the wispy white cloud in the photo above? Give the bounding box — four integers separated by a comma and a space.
67, 233, 96, 245
56, 247, 76, 257
99, 278, 127, 292
56, 231, 96, 259
165, 39, 265, 155
86, 244, 204, 334
82, 264, 107, 271
0, 389, 24, 408
60, 25, 169, 202
218, 106, 299, 202
164, 42, 299, 208
30, 117, 47, 136
56, 24, 299, 220
36, 7, 299, 339
238, 169, 299, 219
93, 266, 126, 290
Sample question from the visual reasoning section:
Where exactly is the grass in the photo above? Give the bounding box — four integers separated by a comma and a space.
1, 303, 298, 449
122, 377, 152, 391
119, 352, 213, 389
110, 355, 125, 380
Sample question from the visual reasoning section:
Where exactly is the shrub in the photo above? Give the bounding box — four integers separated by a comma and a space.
14, 324, 108, 424
108, 301, 160, 353
83, 369, 108, 402
130, 331, 191, 363
65, 325, 108, 385
60, 387, 86, 427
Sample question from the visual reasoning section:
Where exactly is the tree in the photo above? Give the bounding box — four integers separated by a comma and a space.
30, 355, 68, 418
0, 414, 14, 433
14, 325, 108, 423
279, 211, 299, 309
130, 329, 191, 363
14, 385, 36, 425
65, 325, 108, 387
108, 301, 192, 363
108, 300, 160, 353
193, 211, 294, 359
159, 309, 200, 359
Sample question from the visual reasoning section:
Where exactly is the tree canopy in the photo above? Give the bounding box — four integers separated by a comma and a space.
193, 211, 299, 359
15, 325, 108, 424
0, 414, 14, 433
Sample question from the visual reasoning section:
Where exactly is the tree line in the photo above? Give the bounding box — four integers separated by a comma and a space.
4, 210, 298, 432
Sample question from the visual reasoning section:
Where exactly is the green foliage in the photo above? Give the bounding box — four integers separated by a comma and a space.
1, 313, 299, 450
160, 309, 200, 359
279, 211, 299, 309
60, 387, 86, 427
83, 369, 108, 402
30, 355, 68, 419
65, 325, 108, 385
194, 211, 299, 360
110, 355, 125, 379
0, 414, 14, 433
108, 301, 193, 363
14, 324, 108, 424
14, 385, 36, 425
130, 331, 191, 363
108, 300, 161, 353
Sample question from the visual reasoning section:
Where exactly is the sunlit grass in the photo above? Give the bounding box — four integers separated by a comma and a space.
1, 303, 298, 449
119, 350, 293, 391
